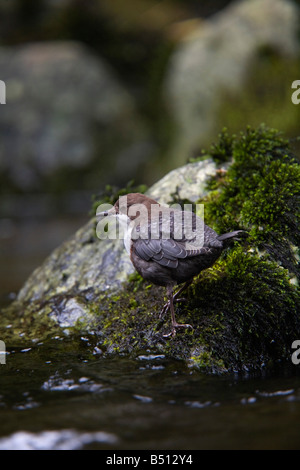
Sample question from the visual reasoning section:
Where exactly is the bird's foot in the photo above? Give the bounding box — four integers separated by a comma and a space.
163, 322, 193, 338
159, 297, 187, 319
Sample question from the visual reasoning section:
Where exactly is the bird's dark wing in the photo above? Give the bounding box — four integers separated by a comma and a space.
133, 238, 186, 268
132, 210, 221, 268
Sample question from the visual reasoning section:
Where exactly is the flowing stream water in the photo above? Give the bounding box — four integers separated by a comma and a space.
0, 340, 300, 450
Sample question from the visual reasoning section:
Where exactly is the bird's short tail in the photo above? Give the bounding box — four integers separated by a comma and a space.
217, 230, 247, 243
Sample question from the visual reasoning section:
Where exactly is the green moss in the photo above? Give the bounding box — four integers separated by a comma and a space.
92, 125, 300, 373
190, 128, 235, 166
188, 349, 226, 374
199, 125, 300, 278
186, 247, 300, 371
90, 245, 299, 373
185, 125, 300, 371
0, 299, 62, 346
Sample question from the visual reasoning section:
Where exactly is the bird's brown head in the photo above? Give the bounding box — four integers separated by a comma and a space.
113, 193, 160, 221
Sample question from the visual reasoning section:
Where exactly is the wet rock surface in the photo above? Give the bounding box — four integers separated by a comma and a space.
13, 157, 217, 311
2, 127, 300, 374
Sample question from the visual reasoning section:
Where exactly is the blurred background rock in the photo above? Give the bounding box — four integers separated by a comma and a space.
0, 0, 300, 307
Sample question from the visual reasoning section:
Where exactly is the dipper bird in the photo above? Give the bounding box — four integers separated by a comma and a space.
100, 193, 245, 337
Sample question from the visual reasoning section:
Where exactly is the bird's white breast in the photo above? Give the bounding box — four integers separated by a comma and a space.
117, 214, 132, 255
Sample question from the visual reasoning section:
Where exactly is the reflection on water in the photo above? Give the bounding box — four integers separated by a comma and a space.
0, 341, 300, 450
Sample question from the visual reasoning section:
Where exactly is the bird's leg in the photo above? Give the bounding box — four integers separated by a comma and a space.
163, 285, 193, 338
173, 279, 193, 302
159, 280, 193, 319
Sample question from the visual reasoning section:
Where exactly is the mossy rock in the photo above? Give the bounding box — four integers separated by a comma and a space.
2, 125, 299, 374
